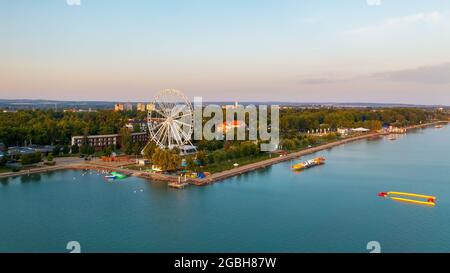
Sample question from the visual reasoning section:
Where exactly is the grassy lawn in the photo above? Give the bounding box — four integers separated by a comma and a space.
0, 164, 49, 174
200, 153, 273, 173
125, 164, 148, 171
0, 166, 12, 173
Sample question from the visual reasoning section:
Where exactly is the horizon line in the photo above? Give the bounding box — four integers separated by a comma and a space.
0, 98, 448, 107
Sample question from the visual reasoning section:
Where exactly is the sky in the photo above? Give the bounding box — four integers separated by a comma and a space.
1, 0, 450, 104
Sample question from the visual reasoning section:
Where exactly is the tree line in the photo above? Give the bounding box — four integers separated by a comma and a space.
279, 107, 445, 134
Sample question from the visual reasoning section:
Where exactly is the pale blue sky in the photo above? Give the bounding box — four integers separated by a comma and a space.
1, 0, 450, 104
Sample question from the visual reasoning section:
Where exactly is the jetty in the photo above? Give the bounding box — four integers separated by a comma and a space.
168, 182, 189, 189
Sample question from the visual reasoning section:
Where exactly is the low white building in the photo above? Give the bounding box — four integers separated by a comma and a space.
179, 145, 197, 155
136, 159, 149, 166
351, 127, 370, 133
337, 128, 350, 136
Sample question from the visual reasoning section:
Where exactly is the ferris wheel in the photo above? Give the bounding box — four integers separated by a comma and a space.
147, 89, 194, 150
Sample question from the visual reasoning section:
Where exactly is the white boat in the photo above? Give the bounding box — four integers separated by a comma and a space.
104, 175, 116, 180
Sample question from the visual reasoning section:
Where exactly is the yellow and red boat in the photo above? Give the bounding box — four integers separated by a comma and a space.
378, 191, 436, 206
291, 157, 325, 171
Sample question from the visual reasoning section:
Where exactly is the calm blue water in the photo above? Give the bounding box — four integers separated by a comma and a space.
1, 126, 450, 253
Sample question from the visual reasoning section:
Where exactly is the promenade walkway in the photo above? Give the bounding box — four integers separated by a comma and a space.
1, 121, 446, 184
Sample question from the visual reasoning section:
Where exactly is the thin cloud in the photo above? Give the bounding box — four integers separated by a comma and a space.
299, 78, 346, 85
345, 11, 443, 35
371, 63, 450, 84
300, 63, 450, 86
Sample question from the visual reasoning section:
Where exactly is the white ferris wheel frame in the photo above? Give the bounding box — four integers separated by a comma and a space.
147, 89, 194, 150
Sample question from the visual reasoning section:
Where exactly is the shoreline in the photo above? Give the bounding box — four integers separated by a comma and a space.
186, 120, 448, 186
0, 121, 447, 183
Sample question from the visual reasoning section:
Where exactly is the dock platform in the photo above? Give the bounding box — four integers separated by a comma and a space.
168, 182, 189, 189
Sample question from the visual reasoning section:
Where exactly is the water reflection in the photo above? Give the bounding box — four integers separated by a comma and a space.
20, 173, 42, 183
0, 178, 10, 186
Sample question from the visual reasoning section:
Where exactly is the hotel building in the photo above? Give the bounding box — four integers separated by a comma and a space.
114, 104, 124, 111
137, 103, 146, 112
114, 103, 133, 111
71, 132, 149, 149
146, 103, 155, 111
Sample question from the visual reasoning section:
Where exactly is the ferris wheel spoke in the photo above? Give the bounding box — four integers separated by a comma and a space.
175, 124, 186, 146
169, 123, 182, 147
157, 94, 172, 116
150, 123, 165, 141
173, 121, 192, 143
168, 124, 175, 147
166, 123, 172, 146
176, 112, 193, 119
150, 121, 164, 131
153, 122, 167, 145
169, 106, 180, 118
161, 92, 173, 114
157, 101, 170, 117
164, 124, 171, 146
173, 119, 193, 128
167, 123, 172, 148
160, 124, 169, 147
153, 107, 167, 118
154, 121, 165, 136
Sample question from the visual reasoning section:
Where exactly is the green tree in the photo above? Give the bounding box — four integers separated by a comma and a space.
167, 153, 181, 172
103, 145, 114, 157
133, 123, 142, 133
71, 144, 79, 154
119, 127, 133, 155
151, 148, 181, 172
143, 141, 157, 160
0, 155, 7, 166
196, 151, 207, 166
186, 156, 196, 171
363, 120, 382, 131
46, 154, 54, 162
62, 145, 70, 155
21, 152, 41, 165
132, 142, 143, 156
52, 145, 61, 156
281, 139, 296, 151
80, 144, 94, 155
212, 150, 227, 163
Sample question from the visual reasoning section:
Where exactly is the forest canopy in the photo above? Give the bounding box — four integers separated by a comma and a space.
0, 107, 446, 147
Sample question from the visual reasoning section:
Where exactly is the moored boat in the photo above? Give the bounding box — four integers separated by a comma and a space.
111, 172, 128, 179
291, 157, 325, 171
104, 172, 128, 180
104, 175, 117, 180
387, 135, 397, 141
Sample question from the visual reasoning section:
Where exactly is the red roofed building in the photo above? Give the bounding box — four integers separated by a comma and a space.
217, 120, 244, 133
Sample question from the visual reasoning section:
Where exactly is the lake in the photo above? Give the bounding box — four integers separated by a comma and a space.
1, 125, 449, 252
